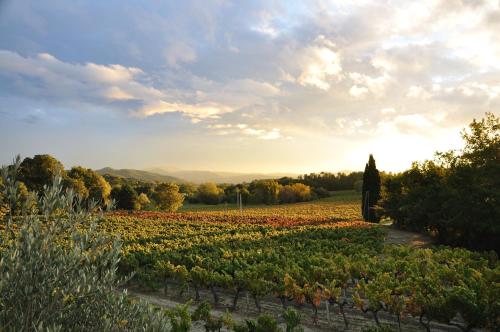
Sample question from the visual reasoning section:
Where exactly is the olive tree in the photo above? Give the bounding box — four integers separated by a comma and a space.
0, 157, 170, 331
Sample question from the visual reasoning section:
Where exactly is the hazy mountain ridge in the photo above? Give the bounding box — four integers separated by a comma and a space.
96, 167, 184, 183
148, 168, 299, 184
96, 167, 298, 184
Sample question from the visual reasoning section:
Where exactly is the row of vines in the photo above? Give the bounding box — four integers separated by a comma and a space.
101, 212, 499, 331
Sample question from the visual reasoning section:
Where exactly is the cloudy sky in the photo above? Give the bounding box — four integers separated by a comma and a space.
0, 0, 498, 173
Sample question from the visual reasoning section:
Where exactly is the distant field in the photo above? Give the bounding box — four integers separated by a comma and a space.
180, 189, 361, 216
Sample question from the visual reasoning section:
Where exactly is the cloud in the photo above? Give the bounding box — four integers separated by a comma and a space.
1, 0, 499, 171
348, 72, 391, 98
297, 35, 342, 90
165, 41, 197, 67
206, 122, 283, 140
0, 50, 161, 106
0, 50, 280, 124
407, 85, 431, 99
377, 113, 439, 136
381, 107, 396, 115
137, 101, 232, 121
349, 85, 368, 98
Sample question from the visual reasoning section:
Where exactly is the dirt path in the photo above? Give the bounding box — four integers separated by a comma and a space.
130, 287, 459, 332
383, 225, 433, 248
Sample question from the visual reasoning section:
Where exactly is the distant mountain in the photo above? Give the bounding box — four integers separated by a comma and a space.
97, 167, 298, 184
147, 168, 299, 184
96, 167, 184, 183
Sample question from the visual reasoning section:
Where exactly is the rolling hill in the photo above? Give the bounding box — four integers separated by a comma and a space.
96, 167, 184, 183
147, 168, 298, 184
96, 167, 298, 184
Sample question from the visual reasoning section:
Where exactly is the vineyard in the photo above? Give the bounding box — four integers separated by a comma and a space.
100, 197, 500, 331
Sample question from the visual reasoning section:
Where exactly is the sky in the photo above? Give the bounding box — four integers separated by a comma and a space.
0, 0, 499, 174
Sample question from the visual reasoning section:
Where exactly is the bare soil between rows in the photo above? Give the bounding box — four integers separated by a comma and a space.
129, 284, 461, 332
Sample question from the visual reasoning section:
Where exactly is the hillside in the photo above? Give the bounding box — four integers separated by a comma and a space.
96, 167, 184, 183
148, 168, 298, 184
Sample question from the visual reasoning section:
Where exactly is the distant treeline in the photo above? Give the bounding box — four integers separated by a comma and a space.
105, 170, 364, 207
0, 154, 364, 215
0, 155, 184, 213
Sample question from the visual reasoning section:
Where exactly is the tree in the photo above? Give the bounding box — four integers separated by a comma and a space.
0, 160, 171, 330
67, 167, 111, 205
279, 183, 312, 203
19, 154, 66, 192
380, 113, 500, 251
249, 180, 281, 205
196, 182, 222, 205
111, 184, 140, 210
63, 177, 89, 199
362, 154, 381, 223
138, 193, 152, 210
153, 183, 184, 212
179, 183, 197, 202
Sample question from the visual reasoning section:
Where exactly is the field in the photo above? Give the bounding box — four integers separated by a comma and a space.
101, 192, 499, 331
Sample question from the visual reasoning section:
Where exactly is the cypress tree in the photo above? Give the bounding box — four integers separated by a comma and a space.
361, 154, 381, 222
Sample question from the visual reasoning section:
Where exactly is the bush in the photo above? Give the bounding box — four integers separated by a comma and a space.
282, 308, 303, 332
0, 158, 170, 331
67, 166, 112, 205
111, 184, 140, 210
153, 182, 184, 212
233, 314, 282, 332
249, 180, 281, 205
279, 183, 312, 204
196, 182, 222, 205
312, 186, 330, 199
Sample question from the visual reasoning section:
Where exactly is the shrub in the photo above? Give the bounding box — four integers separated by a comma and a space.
249, 180, 281, 205
282, 308, 303, 332
196, 182, 222, 205
0, 158, 170, 331
111, 184, 140, 210
279, 183, 312, 204
153, 182, 184, 211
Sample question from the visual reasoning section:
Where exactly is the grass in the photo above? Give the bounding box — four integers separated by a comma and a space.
179, 189, 361, 212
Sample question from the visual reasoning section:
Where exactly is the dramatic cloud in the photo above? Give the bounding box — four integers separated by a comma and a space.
0, 0, 498, 172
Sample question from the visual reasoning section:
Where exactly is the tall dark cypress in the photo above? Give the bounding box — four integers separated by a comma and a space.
361, 154, 381, 222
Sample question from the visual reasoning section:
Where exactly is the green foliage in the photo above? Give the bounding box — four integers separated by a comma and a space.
311, 186, 330, 199
167, 302, 192, 332
152, 182, 184, 211
380, 113, 500, 251
233, 315, 282, 332
279, 183, 312, 204
362, 154, 381, 223
196, 182, 223, 205
191, 301, 234, 332
68, 166, 112, 205
297, 171, 364, 191
0, 159, 170, 331
63, 176, 89, 199
138, 192, 153, 209
111, 184, 140, 210
249, 179, 281, 205
19, 154, 66, 193
362, 325, 395, 332
282, 308, 303, 332
179, 182, 198, 202
105, 207, 499, 332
